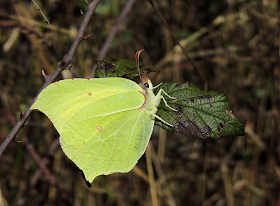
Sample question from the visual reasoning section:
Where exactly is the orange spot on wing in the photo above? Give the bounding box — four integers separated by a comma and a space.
97, 125, 102, 131
88, 92, 92, 96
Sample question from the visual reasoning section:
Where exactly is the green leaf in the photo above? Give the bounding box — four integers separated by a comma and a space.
154, 82, 245, 140
95, 56, 157, 79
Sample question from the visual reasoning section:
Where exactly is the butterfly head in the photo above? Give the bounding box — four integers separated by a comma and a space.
141, 78, 154, 91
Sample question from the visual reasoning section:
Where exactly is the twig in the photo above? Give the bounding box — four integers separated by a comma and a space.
17, 139, 59, 206
0, 14, 75, 36
64, 62, 82, 78
148, 0, 208, 90
3, 107, 67, 205
32, 0, 51, 25
22, 134, 70, 204
0, 0, 100, 159
149, 143, 177, 206
146, 143, 158, 206
69, 66, 82, 78
0, 20, 44, 38
90, 0, 137, 78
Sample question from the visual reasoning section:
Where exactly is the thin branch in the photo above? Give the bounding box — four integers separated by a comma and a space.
32, 0, 51, 25
23, 136, 72, 205
69, 65, 82, 78
0, 0, 100, 159
148, 0, 208, 90
90, 0, 137, 78
3, 107, 67, 205
17, 139, 59, 206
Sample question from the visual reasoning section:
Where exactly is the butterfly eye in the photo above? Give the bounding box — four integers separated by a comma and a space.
144, 83, 149, 88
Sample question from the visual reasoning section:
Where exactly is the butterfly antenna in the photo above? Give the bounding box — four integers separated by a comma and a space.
135, 49, 144, 81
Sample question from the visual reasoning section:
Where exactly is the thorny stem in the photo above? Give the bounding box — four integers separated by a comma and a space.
0, 0, 100, 159
148, 0, 208, 90
90, 0, 137, 78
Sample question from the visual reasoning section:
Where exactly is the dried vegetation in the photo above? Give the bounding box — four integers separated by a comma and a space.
0, 0, 279, 205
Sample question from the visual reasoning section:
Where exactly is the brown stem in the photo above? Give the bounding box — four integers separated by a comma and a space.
148, 0, 208, 90
0, 0, 100, 159
90, 0, 137, 78
3, 107, 68, 205
17, 139, 59, 206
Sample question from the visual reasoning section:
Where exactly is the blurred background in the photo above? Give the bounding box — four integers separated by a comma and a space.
0, 0, 279, 205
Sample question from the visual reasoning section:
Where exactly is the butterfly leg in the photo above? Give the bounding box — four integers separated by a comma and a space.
161, 89, 177, 100
152, 114, 173, 127
156, 89, 177, 111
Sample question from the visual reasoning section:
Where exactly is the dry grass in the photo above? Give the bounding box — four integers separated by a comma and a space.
0, 0, 280, 205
